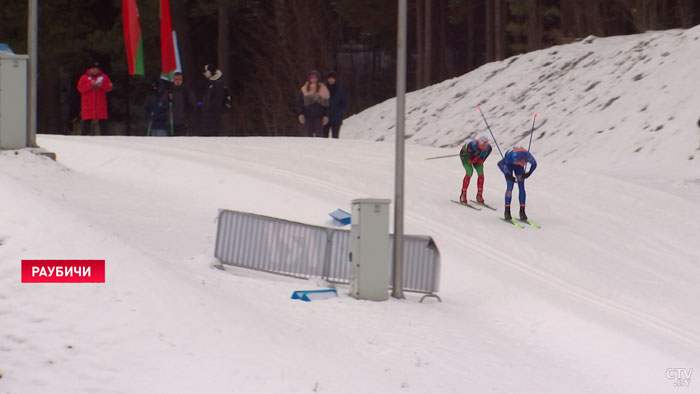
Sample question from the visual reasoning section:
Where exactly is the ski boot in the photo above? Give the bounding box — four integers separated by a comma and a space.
504, 205, 512, 220
459, 190, 467, 204
519, 206, 528, 221
476, 175, 485, 203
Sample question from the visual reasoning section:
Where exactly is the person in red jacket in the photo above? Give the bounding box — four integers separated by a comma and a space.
77, 61, 113, 135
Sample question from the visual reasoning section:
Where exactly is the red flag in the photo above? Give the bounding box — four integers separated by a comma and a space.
122, 0, 145, 75
160, 0, 180, 79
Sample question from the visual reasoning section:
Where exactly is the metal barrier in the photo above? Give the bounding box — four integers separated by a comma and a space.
214, 209, 441, 299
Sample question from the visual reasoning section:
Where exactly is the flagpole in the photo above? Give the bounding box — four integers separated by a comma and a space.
126, 73, 132, 135
169, 101, 174, 136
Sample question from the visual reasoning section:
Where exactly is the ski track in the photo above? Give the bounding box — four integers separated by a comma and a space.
39, 136, 700, 356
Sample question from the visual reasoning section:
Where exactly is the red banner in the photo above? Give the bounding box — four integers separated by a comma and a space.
160, 0, 178, 77
122, 0, 145, 75
22, 260, 106, 283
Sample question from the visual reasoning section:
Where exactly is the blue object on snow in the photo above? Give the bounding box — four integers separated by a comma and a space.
291, 289, 338, 302
329, 209, 351, 225
0, 44, 15, 55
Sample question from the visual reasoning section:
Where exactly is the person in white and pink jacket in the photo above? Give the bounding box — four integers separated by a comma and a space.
294, 70, 329, 137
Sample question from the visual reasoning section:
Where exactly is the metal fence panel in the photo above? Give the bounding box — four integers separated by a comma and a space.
215, 209, 440, 294
326, 229, 352, 283
215, 210, 327, 279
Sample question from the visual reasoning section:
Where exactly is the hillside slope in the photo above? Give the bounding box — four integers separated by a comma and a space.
343, 26, 700, 182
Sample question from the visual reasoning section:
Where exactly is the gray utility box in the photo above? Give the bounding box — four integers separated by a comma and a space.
0, 53, 28, 149
349, 198, 391, 301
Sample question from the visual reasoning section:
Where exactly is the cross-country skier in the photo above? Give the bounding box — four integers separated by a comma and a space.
459, 136, 492, 204
497, 147, 537, 220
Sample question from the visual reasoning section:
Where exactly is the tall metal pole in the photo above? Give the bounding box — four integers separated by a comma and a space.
27, 0, 38, 147
392, 0, 407, 299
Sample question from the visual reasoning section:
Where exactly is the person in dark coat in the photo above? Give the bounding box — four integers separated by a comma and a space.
295, 70, 329, 137
162, 72, 196, 136
144, 79, 168, 136
77, 61, 113, 135
323, 71, 348, 138
199, 63, 226, 136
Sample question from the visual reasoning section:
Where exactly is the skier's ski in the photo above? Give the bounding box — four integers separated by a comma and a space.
470, 200, 497, 211
517, 219, 541, 228
451, 200, 481, 210
499, 217, 524, 228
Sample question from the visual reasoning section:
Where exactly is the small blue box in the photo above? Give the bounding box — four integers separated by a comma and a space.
329, 209, 351, 225
0, 43, 14, 54
291, 289, 338, 302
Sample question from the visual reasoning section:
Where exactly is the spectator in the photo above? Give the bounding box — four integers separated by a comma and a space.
162, 72, 196, 136
145, 79, 168, 136
200, 63, 226, 136
323, 71, 348, 138
77, 61, 113, 135
295, 70, 329, 137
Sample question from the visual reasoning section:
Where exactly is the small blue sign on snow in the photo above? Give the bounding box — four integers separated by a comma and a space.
329, 209, 351, 225
291, 289, 338, 302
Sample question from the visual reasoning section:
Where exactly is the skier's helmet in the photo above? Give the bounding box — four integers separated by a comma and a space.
477, 136, 489, 150
513, 147, 529, 165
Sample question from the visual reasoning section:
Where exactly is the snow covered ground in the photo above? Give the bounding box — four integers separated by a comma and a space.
1, 26, 700, 393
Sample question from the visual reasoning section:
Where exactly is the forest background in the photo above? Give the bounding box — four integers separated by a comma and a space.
1, 0, 698, 136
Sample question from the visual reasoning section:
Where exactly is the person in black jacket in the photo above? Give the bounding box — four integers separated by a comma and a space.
323, 71, 348, 138
162, 72, 196, 136
295, 70, 329, 137
199, 63, 226, 136
145, 79, 168, 136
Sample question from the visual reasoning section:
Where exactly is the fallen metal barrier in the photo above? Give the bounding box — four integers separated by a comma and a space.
214, 209, 441, 300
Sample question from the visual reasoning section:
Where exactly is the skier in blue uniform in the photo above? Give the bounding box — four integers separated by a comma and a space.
497, 147, 537, 220
459, 136, 492, 204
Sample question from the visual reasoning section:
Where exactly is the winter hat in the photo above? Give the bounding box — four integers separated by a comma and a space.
203, 63, 218, 74
88, 60, 100, 69
308, 70, 321, 80
326, 70, 337, 79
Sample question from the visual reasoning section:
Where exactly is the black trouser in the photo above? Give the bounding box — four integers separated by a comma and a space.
322, 124, 341, 138
81, 119, 108, 136
303, 117, 324, 137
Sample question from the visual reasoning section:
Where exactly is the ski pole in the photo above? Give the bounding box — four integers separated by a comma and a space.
424, 153, 460, 161
169, 101, 174, 136
528, 113, 537, 152
477, 106, 504, 158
